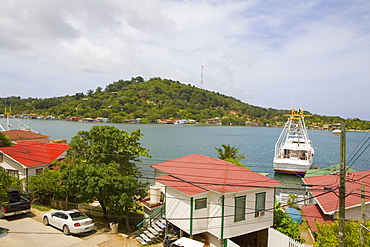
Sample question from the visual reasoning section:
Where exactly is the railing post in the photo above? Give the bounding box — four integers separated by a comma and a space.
137, 221, 141, 237
136, 205, 165, 237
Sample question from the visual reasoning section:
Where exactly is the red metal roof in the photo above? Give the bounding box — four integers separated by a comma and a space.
303, 170, 370, 214
301, 204, 334, 231
156, 175, 208, 196
152, 154, 281, 195
0, 141, 69, 167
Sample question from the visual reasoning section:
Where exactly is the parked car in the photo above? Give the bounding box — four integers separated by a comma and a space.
43, 210, 94, 235
0, 188, 31, 218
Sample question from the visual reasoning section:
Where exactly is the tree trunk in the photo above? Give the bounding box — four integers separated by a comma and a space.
99, 200, 108, 220
125, 212, 132, 232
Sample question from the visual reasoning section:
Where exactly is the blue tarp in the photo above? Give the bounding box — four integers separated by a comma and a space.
285, 207, 302, 224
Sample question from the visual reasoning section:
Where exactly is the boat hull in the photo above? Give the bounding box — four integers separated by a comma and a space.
273, 158, 312, 175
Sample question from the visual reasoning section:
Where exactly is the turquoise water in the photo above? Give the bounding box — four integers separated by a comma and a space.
7, 119, 370, 189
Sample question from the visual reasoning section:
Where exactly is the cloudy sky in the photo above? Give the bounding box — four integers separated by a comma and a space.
1, 0, 369, 120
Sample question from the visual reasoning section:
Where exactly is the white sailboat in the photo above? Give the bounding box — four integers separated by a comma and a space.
273, 109, 314, 175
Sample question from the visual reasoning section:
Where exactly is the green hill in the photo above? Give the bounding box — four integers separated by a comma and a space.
1, 77, 370, 129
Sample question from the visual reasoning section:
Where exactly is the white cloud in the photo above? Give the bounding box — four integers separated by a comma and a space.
0, 0, 369, 120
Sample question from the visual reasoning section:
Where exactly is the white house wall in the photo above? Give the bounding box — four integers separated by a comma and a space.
166, 187, 192, 233
344, 204, 370, 220
207, 192, 223, 238
192, 193, 211, 235
0, 154, 51, 180
164, 183, 276, 241
219, 187, 274, 239
27, 165, 49, 176
0, 155, 26, 179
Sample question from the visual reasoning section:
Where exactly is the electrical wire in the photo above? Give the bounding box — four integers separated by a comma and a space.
346, 131, 370, 170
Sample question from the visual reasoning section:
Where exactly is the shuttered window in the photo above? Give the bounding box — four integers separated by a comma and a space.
255, 192, 266, 217
234, 195, 246, 222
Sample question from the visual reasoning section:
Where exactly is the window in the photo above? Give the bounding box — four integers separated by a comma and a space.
0, 154, 3, 163
69, 211, 88, 221
36, 168, 43, 175
255, 192, 266, 217
7, 169, 19, 178
234, 195, 246, 222
53, 212, 68, 220
194, 198, 207, 210
60, 213, 68, 220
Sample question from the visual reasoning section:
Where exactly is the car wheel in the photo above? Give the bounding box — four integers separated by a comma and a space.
43, 216, 49, 226
63, 225, 70, 235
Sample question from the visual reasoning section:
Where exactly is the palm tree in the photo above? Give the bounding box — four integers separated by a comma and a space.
215, 144, 247, 161
215, 144, 248, 168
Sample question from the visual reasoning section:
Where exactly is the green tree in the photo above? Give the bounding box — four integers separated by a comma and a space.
273, 201, 303, 243
215, 144, 247, 161
215, 144, 248, 168
315, 220, 370, 247
28, 168, 66, 205
0, 167, 12, 199
287, 194, 299, 209
60, 125, 151, 229
0, 132, 12, 147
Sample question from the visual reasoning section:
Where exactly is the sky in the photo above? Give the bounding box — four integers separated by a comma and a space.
1, 0, 369, 120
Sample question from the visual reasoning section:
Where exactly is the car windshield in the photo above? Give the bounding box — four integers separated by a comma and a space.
69, 211, 88, 221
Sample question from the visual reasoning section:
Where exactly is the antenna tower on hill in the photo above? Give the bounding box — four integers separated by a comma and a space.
200, 65, 204, 89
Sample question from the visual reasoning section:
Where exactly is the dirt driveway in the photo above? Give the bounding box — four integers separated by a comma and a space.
22, 208, 162, 247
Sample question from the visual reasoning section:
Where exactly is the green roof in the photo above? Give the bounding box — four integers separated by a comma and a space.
305, 164, 357, 178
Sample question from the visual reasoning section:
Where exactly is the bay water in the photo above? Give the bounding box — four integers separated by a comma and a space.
8, 119, 370, 191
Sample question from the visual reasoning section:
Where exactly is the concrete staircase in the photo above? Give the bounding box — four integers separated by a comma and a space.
136, 219, 166, 245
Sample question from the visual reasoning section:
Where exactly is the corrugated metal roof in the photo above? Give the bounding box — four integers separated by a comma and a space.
151, 154, 281, 195
3, 129, 50, 143
303, 170, 370, 213
155, 175, 208, 195
301, 204, 334, 231
0, 141, 69, 167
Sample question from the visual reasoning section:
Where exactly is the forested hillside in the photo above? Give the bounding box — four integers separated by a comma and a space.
1, 77, 370, 129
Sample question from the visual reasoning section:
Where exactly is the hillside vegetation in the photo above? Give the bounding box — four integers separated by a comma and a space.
1, 77, 370, 130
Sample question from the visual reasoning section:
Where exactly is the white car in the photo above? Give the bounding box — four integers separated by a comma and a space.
43, 210, 95, 235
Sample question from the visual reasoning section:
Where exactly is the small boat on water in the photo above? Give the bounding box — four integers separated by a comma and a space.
273, 109, 314, 175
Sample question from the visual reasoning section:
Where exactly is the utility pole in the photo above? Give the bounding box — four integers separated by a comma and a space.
338, 119, 346, 247
361, 184, 365, 247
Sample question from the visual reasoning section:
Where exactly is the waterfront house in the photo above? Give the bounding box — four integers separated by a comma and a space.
207, 117, 221, 124
146, 154, 281, 247
302, 170, 370, 231
0, 141, 68, 179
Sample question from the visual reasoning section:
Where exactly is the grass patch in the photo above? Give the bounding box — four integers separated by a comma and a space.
32, 204, 55, 211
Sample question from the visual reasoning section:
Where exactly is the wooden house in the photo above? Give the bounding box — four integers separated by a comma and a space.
302, 170, 370, 231
147, 154, 281, 247
0, 141, 68, 179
